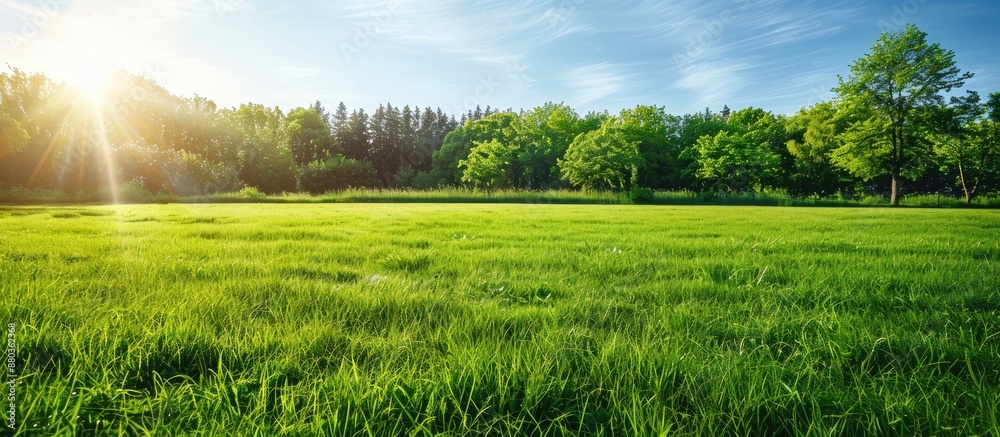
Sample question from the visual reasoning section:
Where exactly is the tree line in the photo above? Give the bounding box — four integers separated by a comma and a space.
0, 67, 471, 196
1, 25, 997, 204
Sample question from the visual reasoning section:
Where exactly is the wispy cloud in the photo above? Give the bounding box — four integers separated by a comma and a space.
674, 61, 750, 107
563, 63, 634, 106
652, 0, 870, 111
3, 0, 996, 115
324, 0, 586, 68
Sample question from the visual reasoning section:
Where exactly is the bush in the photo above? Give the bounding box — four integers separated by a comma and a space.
410, 171, 438, 190
163, 151, 241, 196
628, 186, 654, 204
298, 155, 380, 194
699, 189, 719, 202
237, 186, 266, 199
394, 167, 418, 188
238, 147, 297, 194
118, 181, 154, 202
860, 196, 888, 206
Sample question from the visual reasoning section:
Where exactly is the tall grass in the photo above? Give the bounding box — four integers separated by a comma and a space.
5, 186, 1000, 208
1, 204, 998, 435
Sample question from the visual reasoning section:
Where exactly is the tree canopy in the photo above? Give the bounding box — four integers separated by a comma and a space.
559, 118, 641, 191
832, 24, 974, 204
1, 26, 997, 203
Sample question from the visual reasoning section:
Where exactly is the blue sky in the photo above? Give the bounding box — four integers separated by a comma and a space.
1, 0, 998, 116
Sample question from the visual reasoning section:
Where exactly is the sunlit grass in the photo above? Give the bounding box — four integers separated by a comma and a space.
5, 186, 1000, 208
2, 204, 998, 435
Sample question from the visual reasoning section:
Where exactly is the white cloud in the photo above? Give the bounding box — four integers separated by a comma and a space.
564, 63, 631, 106
325, 1, 586, 68
674, 62, 750, 107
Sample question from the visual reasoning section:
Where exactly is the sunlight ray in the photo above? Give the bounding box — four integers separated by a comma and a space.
88, 89, 120, 203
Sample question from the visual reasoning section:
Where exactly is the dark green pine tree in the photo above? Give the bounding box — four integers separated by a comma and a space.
368, 103, 404, 183
413, 107, 439, 171
341, 109, 370, 162
310, 100, 330, 126
400, 105, 419, 169
332, 102, 349, 150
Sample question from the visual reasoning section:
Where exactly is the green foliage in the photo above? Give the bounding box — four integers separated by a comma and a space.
459, 139, 515, 190
368, 103, 404, 184
833, 24, 974, 204
298, 155, 380, 194
409, 171, 438, 190
285, 107, 335, 166
932, 91, 999, 203
2, 28, 995, 202
509, 102, 585, 189
223, 104, 297, 193
987, 92, 1000, 123
0, 111, 29, 159
431, 112, 519, 186
785, 102, 855, 197
729, 107, 791, 188
617, 105, 681, 190
237, 186, 266, 199
165, 151, 242, 196
627, 186, 654, 204
116, 180, 154, 202
692, 116, 782, 194
2, 68, 459, 195
677, 112, 734, 191
338, 108, 371, 162
559, 120, 641, 190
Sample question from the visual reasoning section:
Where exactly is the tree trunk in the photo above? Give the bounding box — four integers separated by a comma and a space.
958, 162, 971, 204
890, 173, 900, 206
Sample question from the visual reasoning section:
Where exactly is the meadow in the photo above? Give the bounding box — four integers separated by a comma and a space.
1, 203, 998, 435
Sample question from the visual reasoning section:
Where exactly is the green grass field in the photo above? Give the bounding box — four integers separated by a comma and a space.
2, 204, 998, 435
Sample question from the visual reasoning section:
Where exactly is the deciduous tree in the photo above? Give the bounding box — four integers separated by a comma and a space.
786, 102, 852, 197
285, 107, 335, 166
459, 139, 514, 190
559, 119, 641, 191
832, 25, 973, 204
934, 91, 1000, 203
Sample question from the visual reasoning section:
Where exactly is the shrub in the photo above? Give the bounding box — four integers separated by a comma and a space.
118, 181, 154, 202
237, 186, 266, 199
163, 151, 241, 196
700, 189, 719, 202
628, 186, 654, 204
238, 146, 298, 194
410, 171, 438, 190
298, 155, 380, 194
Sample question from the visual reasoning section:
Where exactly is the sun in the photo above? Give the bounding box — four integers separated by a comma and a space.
71, 60, 115, 101
64, 58, 122, 202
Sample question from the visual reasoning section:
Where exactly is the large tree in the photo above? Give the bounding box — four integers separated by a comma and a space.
223, 103, 295, 193
368, 103, 405, 184
510, 102, 583, 189
458, 139, 514, 190
693, 130, 781, 195
431, 112, 518, 186
676, 111, 733, 191
785, 102, 853, 197
617, 105, 681, 190
934, 91, 1000, 203
340, 109, 371, 163
832, 25, 973, 205
285, 107, 335, 166
559, 119, 641, 191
